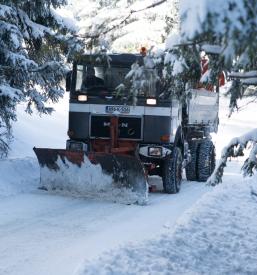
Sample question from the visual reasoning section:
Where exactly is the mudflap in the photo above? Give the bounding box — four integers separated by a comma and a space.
33, 148, 148, 205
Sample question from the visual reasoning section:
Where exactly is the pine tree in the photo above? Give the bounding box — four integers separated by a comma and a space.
178, 0, 257, 183
70, 0, 178, 52
180, 0, 257, 113
0, 0, 82, 157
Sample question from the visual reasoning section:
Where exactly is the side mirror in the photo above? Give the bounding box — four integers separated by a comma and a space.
66, 71, 72, 92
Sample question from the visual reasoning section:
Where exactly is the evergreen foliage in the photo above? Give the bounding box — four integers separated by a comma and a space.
162, 44, 202, 101
0, 0, 81, 157
179, 0, 257, 182
208, 130, 257, 186
71, 0, 178, 52
180, 0, 257, 113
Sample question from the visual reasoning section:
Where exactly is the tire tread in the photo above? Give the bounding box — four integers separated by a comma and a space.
186, 140, 200, 181
162, 147, 182, 194
198, 139, 216, 182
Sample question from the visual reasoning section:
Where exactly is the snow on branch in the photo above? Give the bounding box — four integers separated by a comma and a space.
130, 0, 167, 13
0, 130, 9, 158
208, 129, 257, 186
50, 8, 78, 33
201, 44, 222, 55
0, 1, 81, 157
229, 71, 257, 85
229, 71, 257, 79
78, 0, 167, 40
0, 84, 23, 100
241, 78, 257, 85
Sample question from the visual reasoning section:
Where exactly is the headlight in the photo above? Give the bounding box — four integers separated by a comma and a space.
78, 95, 88, 102
148, 146, 162, 157
66, 140, 88, 152
146, 98, 157, 105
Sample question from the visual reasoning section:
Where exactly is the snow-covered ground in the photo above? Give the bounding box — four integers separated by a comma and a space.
79, 174, 257, 275
0, 93, 256, 274
78, 95, 257, 274
8, 93, 69, 158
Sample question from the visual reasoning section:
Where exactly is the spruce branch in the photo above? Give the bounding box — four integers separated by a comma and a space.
77, 0, 167, 40
208, 129, 257, 186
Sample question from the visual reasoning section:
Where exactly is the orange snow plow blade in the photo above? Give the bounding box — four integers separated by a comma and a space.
33, 148, 148, 205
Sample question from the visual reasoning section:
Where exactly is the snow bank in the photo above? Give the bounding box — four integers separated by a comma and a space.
77, 176, 257, 274
0, 158, 39, 197
9, 93, 68, 158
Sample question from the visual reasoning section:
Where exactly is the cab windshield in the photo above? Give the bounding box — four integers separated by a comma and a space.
75, 64, 158, 98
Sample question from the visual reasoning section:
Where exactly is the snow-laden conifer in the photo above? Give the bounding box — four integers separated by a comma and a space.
180, 0, 257, 114
71, 0, 178, 52
0, 0, 81, 156
178, 0, 257, 182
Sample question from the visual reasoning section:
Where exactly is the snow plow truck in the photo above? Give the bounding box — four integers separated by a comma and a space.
34, 52, 219, 205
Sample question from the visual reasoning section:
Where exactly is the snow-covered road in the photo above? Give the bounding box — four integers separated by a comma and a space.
1, 92, 256, 275
0, 178, 208, 275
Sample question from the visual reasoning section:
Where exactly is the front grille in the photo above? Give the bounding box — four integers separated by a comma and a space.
90, 115, 142, 140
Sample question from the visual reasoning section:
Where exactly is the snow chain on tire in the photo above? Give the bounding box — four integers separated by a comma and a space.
162, 147, 182, 194
197, 139, 216, 182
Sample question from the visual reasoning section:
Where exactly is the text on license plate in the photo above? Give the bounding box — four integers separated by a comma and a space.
105, 106, 130, 114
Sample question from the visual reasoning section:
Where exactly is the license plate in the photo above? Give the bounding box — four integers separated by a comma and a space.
106, 105, 130, 114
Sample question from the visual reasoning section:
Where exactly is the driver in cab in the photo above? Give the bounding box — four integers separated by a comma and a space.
82, 67, 104, 89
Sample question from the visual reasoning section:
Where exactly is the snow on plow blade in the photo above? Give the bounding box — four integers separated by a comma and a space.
33, 148, 148, 205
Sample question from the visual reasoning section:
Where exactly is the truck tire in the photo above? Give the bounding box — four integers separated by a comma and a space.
185, 140, 200, 181
162, 147, 183, 194
197, 139, 216, 182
